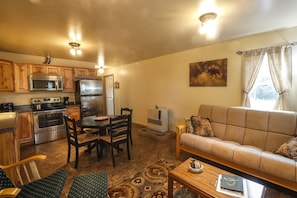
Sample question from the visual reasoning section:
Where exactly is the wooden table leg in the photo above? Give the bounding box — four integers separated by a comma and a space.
168, 174, 174, 198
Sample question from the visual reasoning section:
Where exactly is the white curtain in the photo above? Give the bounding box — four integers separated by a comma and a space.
241, 50, 266, 107
267, 46, 292, 110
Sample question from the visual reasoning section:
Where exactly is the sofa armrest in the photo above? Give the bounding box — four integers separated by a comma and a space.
176, 124, 187, 159
176, 124, 187, 136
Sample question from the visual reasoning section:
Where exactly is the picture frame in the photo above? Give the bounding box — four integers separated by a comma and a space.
189, 58, 227, 87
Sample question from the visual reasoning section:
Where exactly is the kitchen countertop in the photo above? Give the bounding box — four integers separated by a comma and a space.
0, 112, 17, 133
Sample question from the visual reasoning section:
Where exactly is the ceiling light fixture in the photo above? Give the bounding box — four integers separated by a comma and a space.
98, 66, 104, 74
95, 65, 105, 74
69, 42, 82, 56
199, 12, 217, 38
96, 56, 105, 74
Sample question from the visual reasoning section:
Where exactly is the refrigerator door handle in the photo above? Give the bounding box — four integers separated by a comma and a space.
81, 94, 103, 97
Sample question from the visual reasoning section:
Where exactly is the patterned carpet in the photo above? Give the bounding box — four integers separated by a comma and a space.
108, 159, 198, 198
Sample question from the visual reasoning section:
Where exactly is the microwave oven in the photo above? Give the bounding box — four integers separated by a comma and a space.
29, 74, 63, 91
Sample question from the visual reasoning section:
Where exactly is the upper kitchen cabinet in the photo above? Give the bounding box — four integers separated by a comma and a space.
14, 62, 29, 92
74, 68, 98, 78
61, 67, 75, 92
0, 60, 14, 92
87, 69, 98, 78
30, 64, 61, 75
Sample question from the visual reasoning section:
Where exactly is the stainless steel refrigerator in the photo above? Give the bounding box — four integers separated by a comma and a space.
75, 79, 105, 118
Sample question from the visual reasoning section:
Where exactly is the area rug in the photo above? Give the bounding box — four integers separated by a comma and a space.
108, 159, 198, 198
138, 128, 175, 141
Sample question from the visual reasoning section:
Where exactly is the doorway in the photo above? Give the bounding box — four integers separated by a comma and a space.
104, 75, 115, 115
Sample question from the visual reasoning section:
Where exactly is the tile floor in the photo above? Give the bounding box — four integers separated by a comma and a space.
20, 123, 295, 197
20, 123, 189, 197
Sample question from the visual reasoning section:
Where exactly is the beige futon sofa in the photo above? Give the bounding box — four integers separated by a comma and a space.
176, 104, 297, 192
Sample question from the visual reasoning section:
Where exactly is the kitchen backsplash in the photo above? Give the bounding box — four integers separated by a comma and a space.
0, 92, 75, 106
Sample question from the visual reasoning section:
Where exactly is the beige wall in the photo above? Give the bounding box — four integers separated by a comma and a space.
108, 27, 297, 131
0, 92, 75, 106
1, 27, 297, 131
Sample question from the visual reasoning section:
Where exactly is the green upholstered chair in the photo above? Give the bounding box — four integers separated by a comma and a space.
0, 155, 67, 198
68, 172, 108, 198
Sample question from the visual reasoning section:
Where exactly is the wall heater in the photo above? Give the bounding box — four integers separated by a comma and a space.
147, 108, 168, 133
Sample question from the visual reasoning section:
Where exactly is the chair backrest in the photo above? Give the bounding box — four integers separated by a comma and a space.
121, 108, 133, 117
120, 108, 132, 128
64, 116, 79, 145
0, 155, 47, 186
108, 115, 130, 141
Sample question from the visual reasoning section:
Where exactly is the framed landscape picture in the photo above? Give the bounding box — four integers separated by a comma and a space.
189, 58, 227, 87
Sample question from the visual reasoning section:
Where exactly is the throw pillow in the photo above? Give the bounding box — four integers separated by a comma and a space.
275, 137, 297, 160
190, 116, 214, 137
184, 117, 194, 133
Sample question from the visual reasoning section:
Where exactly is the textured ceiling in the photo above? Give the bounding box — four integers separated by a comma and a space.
1, 0, 297, 67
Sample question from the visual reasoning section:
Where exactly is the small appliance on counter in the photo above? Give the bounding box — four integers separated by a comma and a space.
63, 97, 69, 105
0, 103, 14, 112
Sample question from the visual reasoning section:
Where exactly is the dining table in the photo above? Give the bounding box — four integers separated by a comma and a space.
79, 115, 112, 153
80, 115, 126, 153
80, 115, 112, 135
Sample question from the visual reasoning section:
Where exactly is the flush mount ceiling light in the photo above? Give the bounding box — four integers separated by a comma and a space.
98, 66, 104, 74
69, 42, 82, 56
95, 65, 105, 74
199, 12, 217, 38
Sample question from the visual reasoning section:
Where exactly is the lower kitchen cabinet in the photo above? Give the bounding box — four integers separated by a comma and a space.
67, 105, 81, 121
17, 111, 34, 145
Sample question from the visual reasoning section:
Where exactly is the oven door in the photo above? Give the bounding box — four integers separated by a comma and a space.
33, 109, 66, 144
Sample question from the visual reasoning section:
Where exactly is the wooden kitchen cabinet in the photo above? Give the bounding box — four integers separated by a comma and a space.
14, 62, 30, 92
67, 105, 81, 121
87, 69, 98, 77
74, 68, 98, 78
0, 60, 14, 92
74, 68, 88, 77
47, 65, 61, 75
62, 67, 75, 92
16, 111, 34, 145
30, 64, 61, 75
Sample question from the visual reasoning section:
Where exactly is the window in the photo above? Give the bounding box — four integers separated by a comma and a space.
249, 54, 278, 110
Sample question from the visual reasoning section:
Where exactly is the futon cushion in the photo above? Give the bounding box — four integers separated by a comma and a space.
191, 116, 214, 137
0, 168, 14, 190
274, 137, 297, 160
17, 170, 67, 198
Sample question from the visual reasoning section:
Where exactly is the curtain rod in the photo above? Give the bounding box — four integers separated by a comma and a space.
236, 41, 297, 55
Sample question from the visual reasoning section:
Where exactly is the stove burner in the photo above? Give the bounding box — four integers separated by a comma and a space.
31, 97, 66, 111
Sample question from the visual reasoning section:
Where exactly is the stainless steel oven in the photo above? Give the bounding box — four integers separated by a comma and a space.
33, 109, 66, 144
31, 97, 66, 144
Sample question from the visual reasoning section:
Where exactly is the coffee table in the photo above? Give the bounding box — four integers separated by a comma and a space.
168, 158, 265, 198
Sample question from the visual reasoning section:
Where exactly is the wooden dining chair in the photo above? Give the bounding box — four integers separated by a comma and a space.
99, 114, 131, 167
121, 107, 133, 145
64, 116, 100, 168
